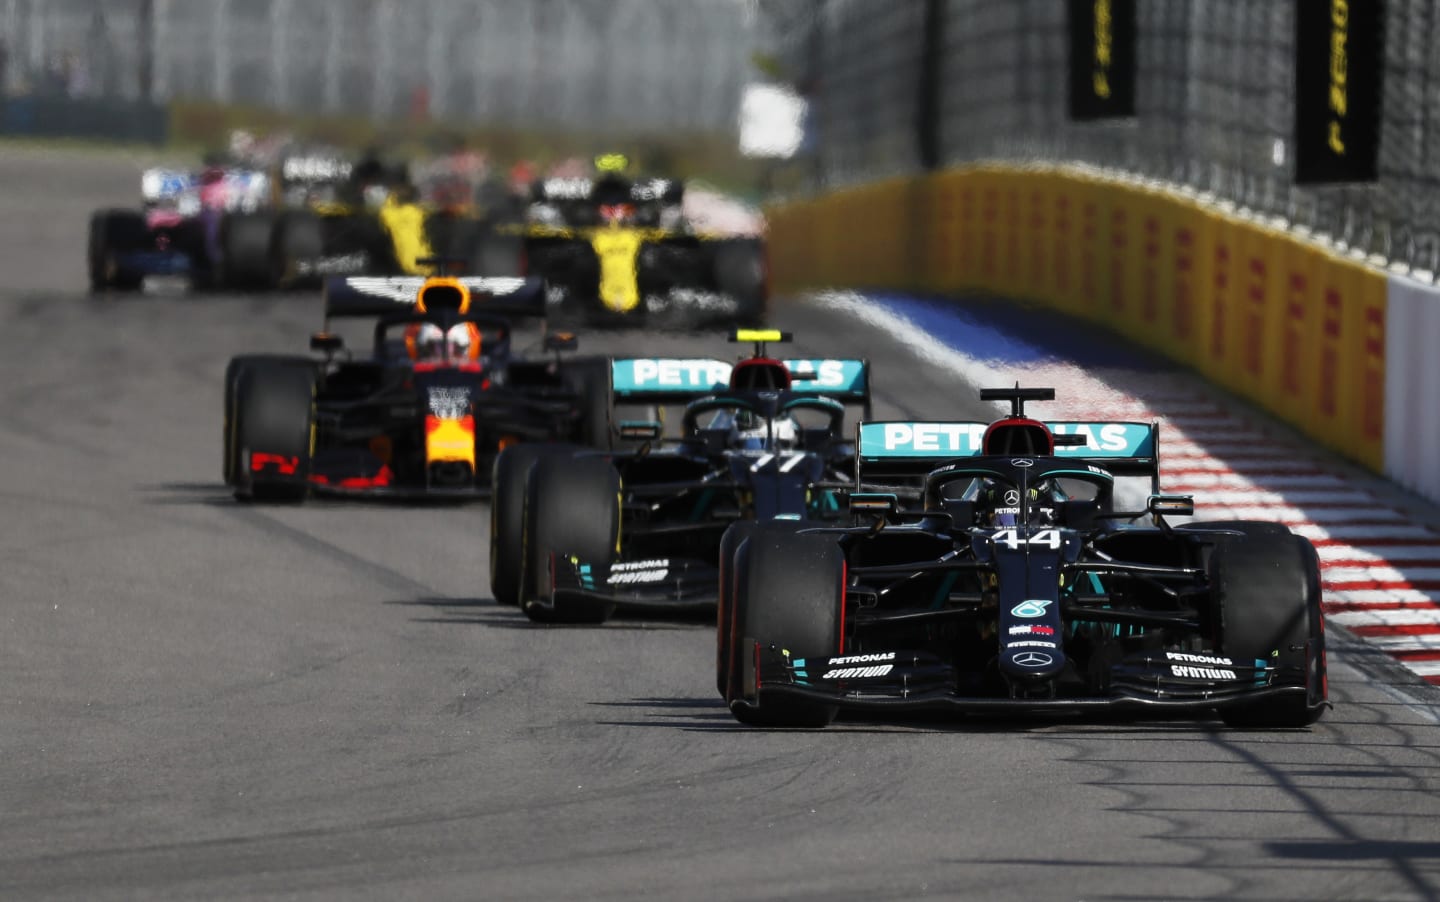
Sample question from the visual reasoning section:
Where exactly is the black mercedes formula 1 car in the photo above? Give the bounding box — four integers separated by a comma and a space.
488, 330, 870, 623
720, 386, 1329, 729
223, 274, 611, 501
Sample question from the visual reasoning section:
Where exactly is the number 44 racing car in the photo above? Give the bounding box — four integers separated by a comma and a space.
488, 331, 870, 623
224, 273, 612, 500
720, 386, 1329, 729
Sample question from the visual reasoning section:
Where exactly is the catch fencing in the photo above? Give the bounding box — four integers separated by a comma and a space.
765, 0, 1439, 276
1, 0, 753, 135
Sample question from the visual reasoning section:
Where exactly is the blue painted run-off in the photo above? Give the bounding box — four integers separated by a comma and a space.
864, 293, 1175, 372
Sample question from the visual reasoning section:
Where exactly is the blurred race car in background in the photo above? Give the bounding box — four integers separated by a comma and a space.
489, 330, 868, 623
482, 154, 767, 328
224, 272, 612, 501
720, 386, 1329, 730
88, 161, 273, 291
88, 148, 498, 292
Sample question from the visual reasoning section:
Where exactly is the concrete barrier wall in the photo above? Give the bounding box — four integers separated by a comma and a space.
769, 165, 1394, 478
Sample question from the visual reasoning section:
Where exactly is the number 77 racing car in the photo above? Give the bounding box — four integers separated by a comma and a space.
488, 330, 871, 623
720, 386, 1329, 729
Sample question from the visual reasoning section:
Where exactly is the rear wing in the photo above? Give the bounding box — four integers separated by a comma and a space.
856, 420, 1159, 479
610, 357, 870, 409
322, 276, 546, 321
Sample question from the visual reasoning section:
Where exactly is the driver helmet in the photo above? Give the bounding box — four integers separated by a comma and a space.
407, 322, 446, 362
981, 481, 1059, 527
727, 410, 799, 452
408, 322, 481, 364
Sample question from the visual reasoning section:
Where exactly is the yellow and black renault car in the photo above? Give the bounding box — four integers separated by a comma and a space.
485, 155, 767, 328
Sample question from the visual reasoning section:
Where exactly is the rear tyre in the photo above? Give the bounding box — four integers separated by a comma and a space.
712, 238, 767, 327
1210, 526, 1327, 728
562, 357, 613, 450
270, 212, 324, 288
489, 443, 579, 606
88, 209, 148, 292
727, 528, 844, 727
231, 360, 315, 502
519, 453, 621, 624
221, 212, 276, 289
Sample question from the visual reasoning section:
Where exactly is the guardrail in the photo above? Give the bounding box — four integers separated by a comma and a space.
0, 95, 168, 145
769, 165, 1403, 484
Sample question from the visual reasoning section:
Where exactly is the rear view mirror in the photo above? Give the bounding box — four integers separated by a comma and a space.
1147, 494, 1195, 517
850, 492, 898, 515
617, 420, 663, 441
546, 331, 579, 352
310, 332, 343, 353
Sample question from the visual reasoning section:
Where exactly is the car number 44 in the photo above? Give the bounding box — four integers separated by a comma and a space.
990, 528, 1062, 550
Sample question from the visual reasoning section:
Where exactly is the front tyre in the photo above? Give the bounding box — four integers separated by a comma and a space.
519, 453, 621, 624
231, 360, 315, 502
727, 528, 844, 728
489, 443, 579, 606
1212, 527, 1328, 728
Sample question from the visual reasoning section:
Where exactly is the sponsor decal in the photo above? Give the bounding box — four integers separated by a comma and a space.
878, 422, 985, 454
826, 652, 896, 666
605, 558, 670, 586
1171, 665, 1238, 680
860, 421, 1155, 458
1166, 651, 1233, 666
1010, 599, 1053, 619
1004, 489, 1021, 505
1011, 651, 1054, 668
783, 359, 865, 392
821, 664, 894, 680
1008, 625, 1056, 636
615, 358, 731, 390
1011, 458, 1034, 468
1007, 640, 1059, 649
427, 386, 473, 419
297, 252, 369, 276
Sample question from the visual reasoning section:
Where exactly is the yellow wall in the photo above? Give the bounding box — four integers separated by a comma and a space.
768, 165, 1387, 471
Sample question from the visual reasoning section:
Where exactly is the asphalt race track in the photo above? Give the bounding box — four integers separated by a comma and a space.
5, 146, 1440, 901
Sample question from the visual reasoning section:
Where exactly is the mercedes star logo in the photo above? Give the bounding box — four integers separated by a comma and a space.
1004, 489, 1021, 505
1011, 458, 1034, 468
1012, 651, 1054, 668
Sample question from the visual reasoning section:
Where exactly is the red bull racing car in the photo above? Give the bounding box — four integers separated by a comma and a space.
720, 386, 1329, 729
223, 273, 611, 500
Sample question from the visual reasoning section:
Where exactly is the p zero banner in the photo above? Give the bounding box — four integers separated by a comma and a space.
1068, 0, 1136, 120
1294, 0, 1384, 183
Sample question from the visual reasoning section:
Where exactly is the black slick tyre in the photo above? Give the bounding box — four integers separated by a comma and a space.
221, 212, 276, 289
727, 528, 844, 727
224, 354, 313, 486
562, 358, 613, 450
712, 238, 767, 326
88, 209, 148, 292
1210, 526, 1327, 728
489, 443, 579, 606
231, 360, 315, 502
270, 212, 324, 288
519, 453, 621, 623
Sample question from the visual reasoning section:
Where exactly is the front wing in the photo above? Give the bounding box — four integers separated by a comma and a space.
542, 554, 720, 617
734, 644, 1319, 719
